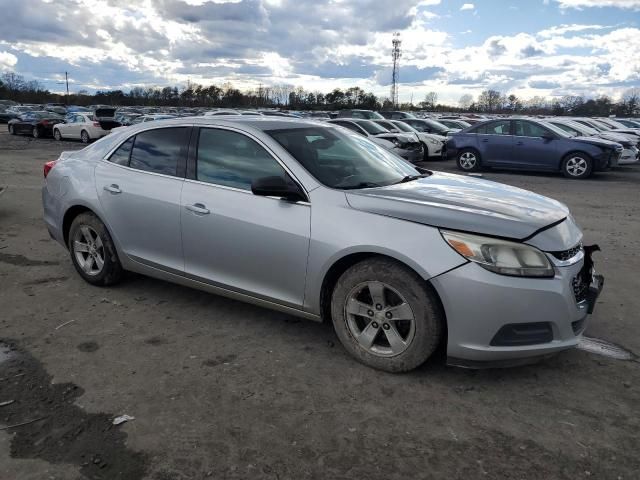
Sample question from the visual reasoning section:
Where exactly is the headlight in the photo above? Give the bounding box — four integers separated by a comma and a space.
427, 138, 440, 145
440, 230, 554, 278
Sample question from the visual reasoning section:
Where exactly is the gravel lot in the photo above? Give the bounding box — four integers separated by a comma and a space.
1, 129, 639, 480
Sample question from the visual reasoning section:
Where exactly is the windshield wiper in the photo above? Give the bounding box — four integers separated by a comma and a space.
341, 182, 383, 190
394, 173, 431, 184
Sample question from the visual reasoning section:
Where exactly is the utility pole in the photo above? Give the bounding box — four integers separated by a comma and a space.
390, 33, 402, 108
65, 71, 69, 103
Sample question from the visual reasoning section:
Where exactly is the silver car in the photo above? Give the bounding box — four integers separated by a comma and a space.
42, 117, 604, 372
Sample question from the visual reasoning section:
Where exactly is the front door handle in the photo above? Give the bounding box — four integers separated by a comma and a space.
481, 138, 489, 143
516, 141, 524, 146
103, 184, 121, 194
186, 203, 210, 215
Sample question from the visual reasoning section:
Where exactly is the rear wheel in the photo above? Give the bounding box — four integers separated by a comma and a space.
456, 148, 481, 172
69, 212, 123, 286
421, 142, 430, 161
53, 129, 62, 141
8, 124, 15, 135
32, 127, 40, 139
81, 130, 90, 144
331, 258, 443, 373
562, 153, 592, 179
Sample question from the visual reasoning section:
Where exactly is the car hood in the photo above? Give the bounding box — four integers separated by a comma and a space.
572, 136, 621, 148
345, 171, 570, 240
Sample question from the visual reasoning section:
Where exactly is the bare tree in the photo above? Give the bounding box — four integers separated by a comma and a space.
458, 94, 473, 110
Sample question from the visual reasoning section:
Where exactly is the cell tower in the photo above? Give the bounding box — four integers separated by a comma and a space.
390, 32, 402, 107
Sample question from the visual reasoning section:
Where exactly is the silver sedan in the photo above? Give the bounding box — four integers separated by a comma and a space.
42, 117, 603, 372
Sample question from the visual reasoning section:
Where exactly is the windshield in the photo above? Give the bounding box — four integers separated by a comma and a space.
392, 121, 414, 133
355, 120, 389, 135
266, 126, 418, 190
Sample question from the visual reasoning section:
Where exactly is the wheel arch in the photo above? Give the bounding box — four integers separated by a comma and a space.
318, 252, 448, 340
62, 204, 111, 248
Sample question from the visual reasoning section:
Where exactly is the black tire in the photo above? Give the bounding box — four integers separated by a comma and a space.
421, 142, 430, 161
81, 130, 90, 143
8, 124, 15, 135
456, 148, 481, 172
331, 257, 444, 373
68, 212, 123, 286
561, 153, 593, 179
53, 129, 62, 141
32, 127, 40, 139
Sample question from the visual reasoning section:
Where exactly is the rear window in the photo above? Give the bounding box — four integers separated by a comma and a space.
128, 128, 188, 176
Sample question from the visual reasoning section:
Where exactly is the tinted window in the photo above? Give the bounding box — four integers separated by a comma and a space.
355, 121, 388, 135
475, 120, 511, 135
109, 137, 134, 166
514, 121, 548, 137
129, 128, 187, 176
196, 128, 287, 191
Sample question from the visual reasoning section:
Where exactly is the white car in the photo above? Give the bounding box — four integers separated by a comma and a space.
374, 119, 446, 160
53, 108, 120, 143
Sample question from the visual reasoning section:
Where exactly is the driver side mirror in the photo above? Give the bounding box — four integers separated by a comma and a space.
251, 176, 307, 202
541, 133, 555, 141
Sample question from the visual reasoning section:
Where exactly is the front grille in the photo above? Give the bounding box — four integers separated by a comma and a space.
573, 274, 589, 303
550, 243, 583, 262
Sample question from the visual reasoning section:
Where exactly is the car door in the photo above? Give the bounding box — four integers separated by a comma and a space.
512, 120, 559, 170
474, 120, 514, 166
180, 126, 311, 308
95, 126, 189, 272
59, 115, 76, 138
16, 114, 31, 134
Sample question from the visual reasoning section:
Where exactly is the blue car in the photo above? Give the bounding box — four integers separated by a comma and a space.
446, 118, 623, 179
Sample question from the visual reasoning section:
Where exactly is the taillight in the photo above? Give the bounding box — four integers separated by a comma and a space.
44, 160, 57, 178
41, 120, 49, 126
93, 122, 100, 127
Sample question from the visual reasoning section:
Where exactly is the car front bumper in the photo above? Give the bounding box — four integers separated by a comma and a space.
619, 147, 639, 165
394, 146, 424, 163
430, 255, 603, 367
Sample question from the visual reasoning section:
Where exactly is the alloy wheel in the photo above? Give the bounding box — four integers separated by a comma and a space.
81, 131, 89, 143
565, 157, 588, 177
344, 281, 416, 357
54, 129, 62, 141
72, 226, 105, 276
32, 127, 40, 138
459, 151, 477, 169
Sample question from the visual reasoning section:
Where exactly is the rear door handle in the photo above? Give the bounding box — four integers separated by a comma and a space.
516, 141, 524, 146
103, 184, 121, 194
481, 138, 489, 143
186, 203, 210, 215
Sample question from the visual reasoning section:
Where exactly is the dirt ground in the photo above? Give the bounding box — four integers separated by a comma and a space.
1, 129, 639, 480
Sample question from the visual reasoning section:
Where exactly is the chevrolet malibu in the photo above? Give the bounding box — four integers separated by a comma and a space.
42, 117, 603, 372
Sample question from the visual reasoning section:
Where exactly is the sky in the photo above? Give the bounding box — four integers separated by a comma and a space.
0, 0, 638, 104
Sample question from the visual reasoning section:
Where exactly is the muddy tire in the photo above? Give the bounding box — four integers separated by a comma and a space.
331, 257, 444, 373
68, 212, 123, 286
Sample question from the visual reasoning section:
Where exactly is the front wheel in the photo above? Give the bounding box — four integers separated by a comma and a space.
32, 127, 40, 139
562, 154, 592, 179
331, 258, 444, 373
81, 130, 90, 144
456, 148, 481, 172
69, 212, 123, 286
8, 124, 15, 135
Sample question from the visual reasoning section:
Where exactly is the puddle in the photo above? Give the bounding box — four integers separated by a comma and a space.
577, 336, 636, 361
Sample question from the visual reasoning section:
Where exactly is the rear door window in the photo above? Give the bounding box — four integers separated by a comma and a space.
514, 120, 549, 138
129, 128, 188, 176
475, 120, 511, 135
108, 137, 134, 166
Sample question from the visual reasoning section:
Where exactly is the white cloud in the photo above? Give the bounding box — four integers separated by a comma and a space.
537, 24, 610, 38
460, 3, 475, 10
555, 0, 640, 9
0, 51, 17, 70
